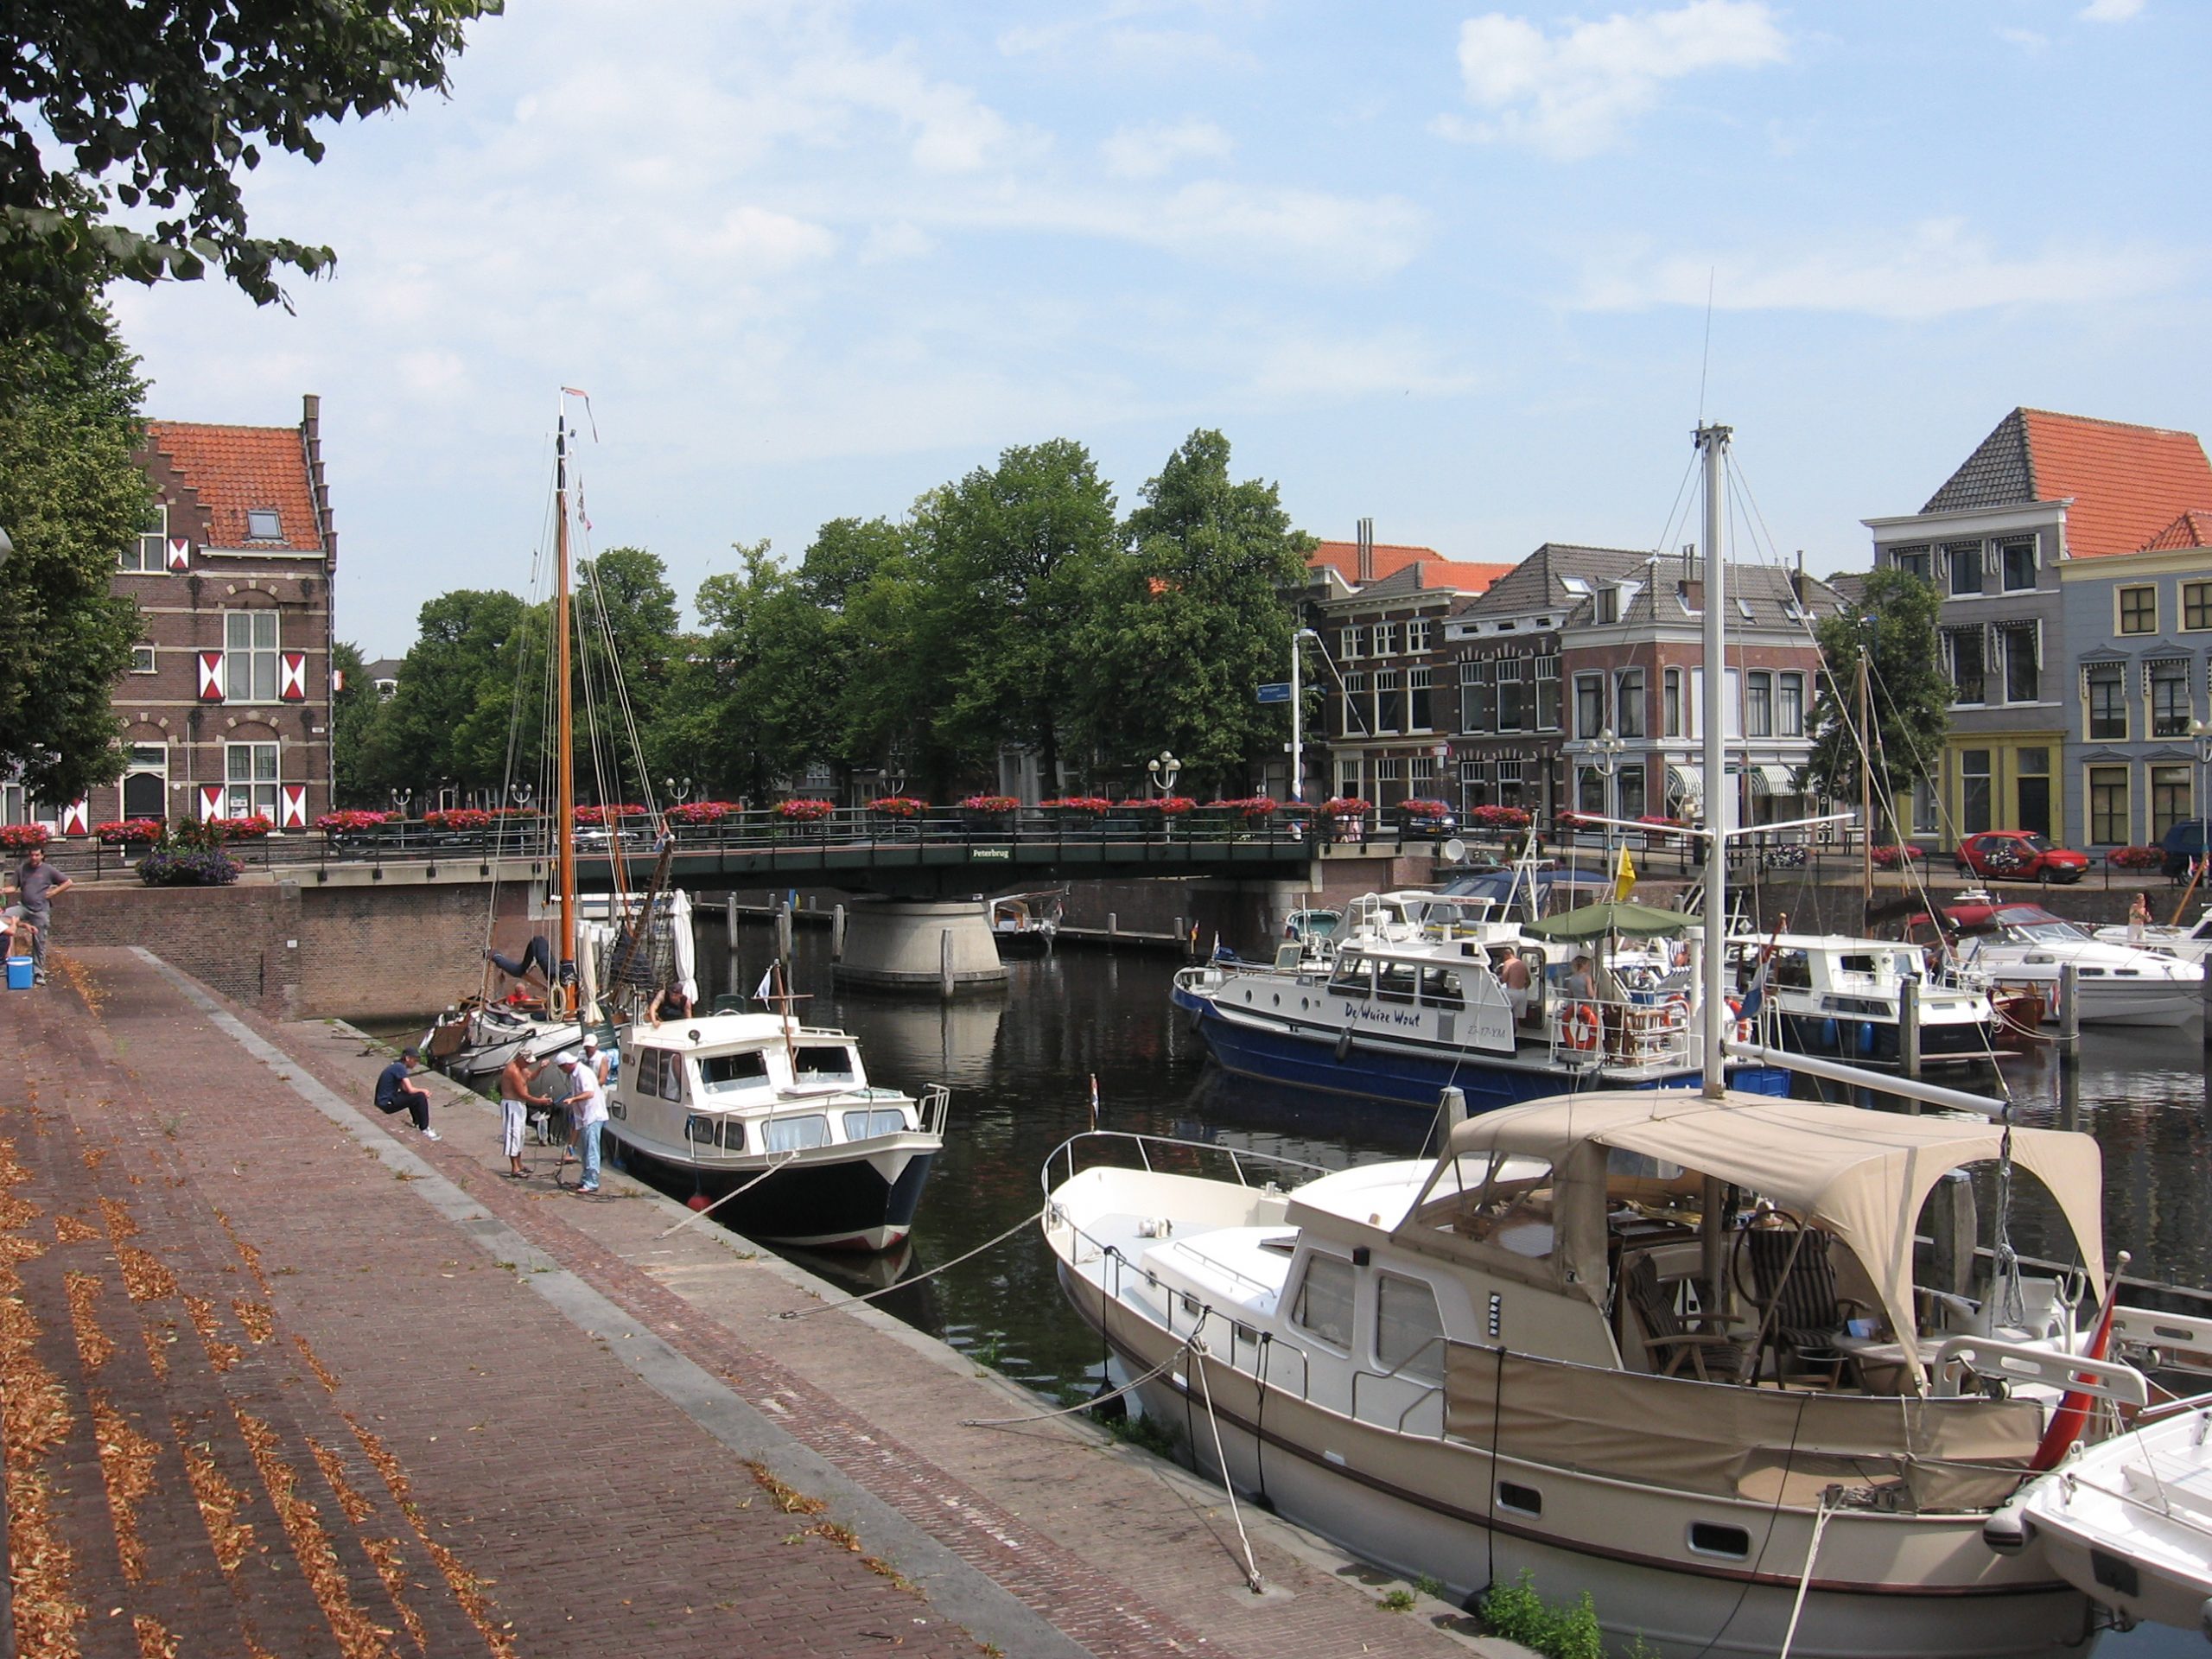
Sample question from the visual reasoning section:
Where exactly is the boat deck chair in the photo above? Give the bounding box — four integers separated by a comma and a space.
1622, 1253, 1746, 1382
1741, 1225, 1869, 1387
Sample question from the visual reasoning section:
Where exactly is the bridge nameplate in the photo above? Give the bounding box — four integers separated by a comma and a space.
969, 847, 1012, 861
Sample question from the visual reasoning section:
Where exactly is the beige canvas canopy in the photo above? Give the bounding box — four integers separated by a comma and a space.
1437, 1090, 2105, 1382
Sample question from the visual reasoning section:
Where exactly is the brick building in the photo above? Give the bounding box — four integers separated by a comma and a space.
96, 396, 339, 831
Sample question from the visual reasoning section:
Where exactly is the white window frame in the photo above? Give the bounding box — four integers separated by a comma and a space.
120, 502, 168, 574
224, 740, 280, 820
1405, 618, 1432, 653
130, 645, 157, 675
224, 609, 281, 703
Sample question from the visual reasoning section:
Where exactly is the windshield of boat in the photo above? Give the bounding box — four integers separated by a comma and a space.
698, 1048, 772, 1094
1993, 909, 2090, 942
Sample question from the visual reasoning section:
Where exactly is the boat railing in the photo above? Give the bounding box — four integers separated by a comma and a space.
1041, 1128, 1334, 1206
1929, 1336, 2149, 1407
1351, 1337, 1450, 1438
1542, 992, 1693, 1069
918, 1084, 950, 1139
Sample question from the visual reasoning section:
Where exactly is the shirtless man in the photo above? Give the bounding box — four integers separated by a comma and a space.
497, 1046, 551, 1179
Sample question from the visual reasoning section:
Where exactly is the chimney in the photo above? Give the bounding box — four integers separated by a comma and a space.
1357, 517, 1374, 584
1678, 542, 1700, 609
1792, 548, 1806, 606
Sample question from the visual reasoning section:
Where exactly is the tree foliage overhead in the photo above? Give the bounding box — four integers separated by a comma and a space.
1802, 568, 1952, 839
1, 0, 500, 349
0, 303, 148, 803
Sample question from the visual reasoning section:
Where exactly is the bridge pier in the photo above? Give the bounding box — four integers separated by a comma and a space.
832, 898, 1007, 993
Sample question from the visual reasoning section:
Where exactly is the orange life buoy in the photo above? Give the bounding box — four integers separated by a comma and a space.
1564, 1001, 1601, 1052
1726, 996, 1752, 1044
1661, 996, 1688, 1030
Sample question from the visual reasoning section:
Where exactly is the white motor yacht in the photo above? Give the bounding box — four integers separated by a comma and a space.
1944, 898, 2203, 1027
2089, 906, 2212, 967
1727, 932, 2000, 1069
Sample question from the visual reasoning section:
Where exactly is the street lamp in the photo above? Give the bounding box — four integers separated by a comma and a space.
1147, 750, 1181, 799
1593, 727, 1626, 880
1290, 628, 1320, 804
664, 776, 695, 806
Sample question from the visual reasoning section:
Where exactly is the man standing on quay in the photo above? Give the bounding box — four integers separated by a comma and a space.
557, 1050, 607, 1195
11, 844, 70, 985
497, 1046, 550, 1179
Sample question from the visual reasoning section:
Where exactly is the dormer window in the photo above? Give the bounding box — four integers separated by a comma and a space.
245, 508, 282, 541
1597, 588, 1619, 625
1736, 597, 1755, 621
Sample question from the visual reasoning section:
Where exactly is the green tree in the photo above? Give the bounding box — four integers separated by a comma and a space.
651, 543, 804, 802
1802, 568, 1951, 840
329, 639, 382, 806
0, 305, 147, 804
575, 545, 678, 800
1072, 429, 1314, 797
910, 441, 1120, 792
369, 588, 529, 798
1, 1, 501, 353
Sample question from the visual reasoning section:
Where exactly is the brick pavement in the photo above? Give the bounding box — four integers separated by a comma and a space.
3, 948, 1514, 1659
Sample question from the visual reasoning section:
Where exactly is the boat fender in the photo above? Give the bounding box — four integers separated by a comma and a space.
1726, 996, 1751, 1044
1188, 1007, 1205, 1036
1980, 1508, 2031, 1556
1334, 1029, 1354, 1062
686, 1193, 713, 1212
1564, 1002, 1600, 1052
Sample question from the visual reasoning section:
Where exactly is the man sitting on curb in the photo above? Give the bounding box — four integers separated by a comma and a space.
375, 1047, 440, 1141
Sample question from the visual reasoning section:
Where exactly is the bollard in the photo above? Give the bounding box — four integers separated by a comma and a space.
1898, 977, 1922, 1082
776, 900, 793, 963
1107, 912, 1118, 940
1172, 916, 1184, 955
725, 893, 739, 950
940, 929, 954, 998
831, 903, 847, 962
2202, 952, 2212, 1046
2057, 962, 2080, 1065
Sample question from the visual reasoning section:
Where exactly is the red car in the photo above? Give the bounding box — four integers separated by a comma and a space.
1953, 830, 2089, 884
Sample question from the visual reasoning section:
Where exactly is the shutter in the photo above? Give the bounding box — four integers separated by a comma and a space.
198, 651, 226, 702
60, 798, 88, 836
279, 785, 308, 829
279, 652, 307, 701
166, 537, 191, 572
199, 785, 225, 822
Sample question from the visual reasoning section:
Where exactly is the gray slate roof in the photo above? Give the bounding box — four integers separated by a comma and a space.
1451, 543, 1654, 618
1609, 558, 1843, 630
1922, 408, 2035, 514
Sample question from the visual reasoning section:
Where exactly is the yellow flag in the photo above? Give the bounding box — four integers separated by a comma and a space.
1614, 843, 1637, 901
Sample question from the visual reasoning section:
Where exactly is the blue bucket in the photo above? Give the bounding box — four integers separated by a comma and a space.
6, 957, 32, 991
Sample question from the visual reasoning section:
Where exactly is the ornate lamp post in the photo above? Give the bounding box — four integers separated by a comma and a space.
1593, 727, 1625, 880
1147, 750, 1181, 799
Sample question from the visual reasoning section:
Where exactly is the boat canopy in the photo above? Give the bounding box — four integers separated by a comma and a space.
1520, 899, 1694, 941
1421, 1090, 2105, 1379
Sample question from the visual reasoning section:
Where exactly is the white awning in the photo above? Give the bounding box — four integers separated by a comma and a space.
1665, 765, 1702, 801
1748, 764, 1797, 798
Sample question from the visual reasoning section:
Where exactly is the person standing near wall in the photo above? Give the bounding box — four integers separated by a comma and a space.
11, 845, 71, 985
556, 1051, 607, 1196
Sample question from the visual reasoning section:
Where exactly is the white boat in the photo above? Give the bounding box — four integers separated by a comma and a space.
1986, 1395, 2212, 1639
988, 890, 1064, 957
1943, 898, 2204, 1027
1728, 931, 2000, 1069
2090, 907, 2212, 967
607, 1010, 948, 1251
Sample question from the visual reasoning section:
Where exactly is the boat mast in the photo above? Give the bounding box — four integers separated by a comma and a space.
1698, 422, 1731, 1099
556, 414, 578, 1003
1859, 650, 1874, 914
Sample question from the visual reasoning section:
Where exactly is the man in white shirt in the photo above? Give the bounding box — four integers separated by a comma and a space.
557, 1051, 608, 1195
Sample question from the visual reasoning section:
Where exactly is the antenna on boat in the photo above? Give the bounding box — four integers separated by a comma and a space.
555, 408, 579, 1015
1696, 422, 1732, 1100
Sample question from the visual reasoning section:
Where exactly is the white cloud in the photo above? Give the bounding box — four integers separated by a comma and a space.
1443, 0, 1788, 159
698, 205, 837, 270
860, 221, 934, 264
1576, 219, 2179, 321
1242, 331, 1478, 401
2080, 0, 2145, 21
1997, 26, 2050, 51
1102, 118, 1234, 178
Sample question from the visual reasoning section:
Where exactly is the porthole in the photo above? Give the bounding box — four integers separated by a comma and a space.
1497, 1481, 1541, 1517
1688, 1522, 1750, 1560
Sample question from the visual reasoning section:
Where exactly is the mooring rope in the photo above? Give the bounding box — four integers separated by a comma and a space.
1189, 1335, 1266, 1593
960, 1332, 1198, 1428
773, 1206, 1046, 1321
653, 1151, 800, 1239
1776, 1490, 1839, 1659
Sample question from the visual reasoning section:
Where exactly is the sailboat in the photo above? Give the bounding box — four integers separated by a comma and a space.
1042, 423, 2202, 1656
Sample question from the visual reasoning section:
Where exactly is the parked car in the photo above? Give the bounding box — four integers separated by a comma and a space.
1953, 830, 2089, 883
2162, 818, 2211, 880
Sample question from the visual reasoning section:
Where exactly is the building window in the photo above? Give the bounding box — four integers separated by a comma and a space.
1459, 758, 1491, 809
1948, 629, 1986, 706
1662, 668, 1683, 738
2152, 765, 2193, 841
2119, 585, 2157, 635
2002, 623, 2039, 704
130, 645, 157, 675
2183, 582, 2212, 633
1578, 766, 1606, 815
1745, 671, 1773, 737
1777, 672, 1804, 737
1597, 587, 1620, 624
1340, 626, 1363, 661
1408, 667, 1434, 733
1373, 621, 1399, 657
1615, 668, 1646, 739
120, 502, 168, 573
1409, 754, 1437, 794
1960, 749, 1993, 836
1573, 674, 1605, 740
2085, 665, 2127, 741
1336, 759, 1363, 799
1534, 655, 1560, 731
1375, 754, 1407, 805
1618, 761, 1646, 821
2000, 539, 2037, 592
1339, 672, 1369, 735
1405, 619, 1431, 653
1891, 544, 1931, 582
1495, 658, 1524, 732
122, 743, 167, 819
1945, 541, 1984, 598
2151, 660, 2192, 738
245, 507, 283, 541
225, 741, 279, 820
223, 610, 280, 702
2089, 765, 2130, 846
1374, 670, 1402, 734
1459, 660, 1493, 734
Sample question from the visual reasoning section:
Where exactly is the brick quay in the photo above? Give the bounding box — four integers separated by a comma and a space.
0, 947, 1519, 1657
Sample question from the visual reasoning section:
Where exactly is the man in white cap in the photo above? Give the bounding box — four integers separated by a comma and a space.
496, 1045, 551, 1179
556, 1049, 607, 1195
584, 1033, 612, 1090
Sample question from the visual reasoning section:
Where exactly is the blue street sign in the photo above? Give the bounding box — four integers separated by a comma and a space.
1255, 682, 1293, 704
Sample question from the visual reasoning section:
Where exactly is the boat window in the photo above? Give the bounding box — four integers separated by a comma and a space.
632, 1048, 663, 1098
1497, 1481, 1542, 1518
1773, 950, 1813, 989
1327, 959, 1372, 1000
841, 1108, 907, 1140
1447, 1160, 1558, 1260
795, 1045, 856, 1084
721, 1119, 746, 1151
1290, 1252, 1356, 1349
1375, 1273, 1446, 1382
660, 1057, 683, 1103
1375, 962, 1420, 1005
1837, 954, 1877, 977
1688, 1522, 1750, 1560
1420, 969, 1465, 1010
762, 1115, 830, 1152
685, 1114, 716, 1143
699, 1050, 772, 1095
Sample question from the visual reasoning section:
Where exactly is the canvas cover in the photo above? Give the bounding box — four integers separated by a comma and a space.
1439, 1090, 2105, 1383
1443, 1341, 2042, 1512
1519, 900, 1694, 941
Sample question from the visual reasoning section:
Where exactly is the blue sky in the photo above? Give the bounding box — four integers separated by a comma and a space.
106, 0, 2208, 657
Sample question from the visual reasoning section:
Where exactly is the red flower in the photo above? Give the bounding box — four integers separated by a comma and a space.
1322, 798, 1370, 816
868, 796, 928, 818
1041, 797, 1113, 814
95, 818, 164, 844
0, 823, 51, 850
775, 798, 836, 822
664, 801, 732, 825
210, 814, 274, 838
313, 809, 388, 833
958, 795, 1020, 815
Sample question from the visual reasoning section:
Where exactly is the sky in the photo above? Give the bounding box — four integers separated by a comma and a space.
105, 0, 2210, 658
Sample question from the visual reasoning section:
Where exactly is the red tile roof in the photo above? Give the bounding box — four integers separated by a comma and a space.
2017, 409, 2212, 560
143, 421, 324, 553
1307, 540, 1510, 594
2140, 509, 2212, 553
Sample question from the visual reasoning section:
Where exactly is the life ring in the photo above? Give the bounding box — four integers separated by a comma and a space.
1563, 1002, 1600, 1052
1334, 1029, 1355, 1062
1726, 996, 1752, 1044
1660, 996, 1688, 1031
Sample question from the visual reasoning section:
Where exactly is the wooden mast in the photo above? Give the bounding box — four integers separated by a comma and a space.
1859, 651, 1874, 917
556, 415, 578, 1002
